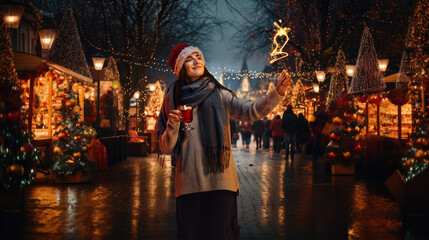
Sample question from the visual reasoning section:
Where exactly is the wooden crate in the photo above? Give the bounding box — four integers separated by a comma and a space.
52, 170, 91, 184
385, 168, 429, 216
331, 163, 355, 175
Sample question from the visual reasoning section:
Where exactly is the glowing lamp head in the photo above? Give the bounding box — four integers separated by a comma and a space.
312, 83, 320, 93
315, 71, 326, 83
0, 4, 25, 29
39, 29, 56, 49
378, 59, 389, 72
92, 57, 106, 71
148, 83, 156, 92
133, 91, 140, 99
345, 65, 355, 77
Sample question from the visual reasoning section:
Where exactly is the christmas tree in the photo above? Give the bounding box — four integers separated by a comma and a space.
0, 77, 41, 189
399, 0, 429, 181
348, 27, 385, 95
52, 82, 96, 177
326, 93, 363, 166
396, 51, 411, 88
145, 81, 163, 117
104, 57, 124, 129
327, 50, 348, 105
0, 17, 17, 80
292, 79, 305, 108
0, 18, 40, 190
47, 6, 91, 78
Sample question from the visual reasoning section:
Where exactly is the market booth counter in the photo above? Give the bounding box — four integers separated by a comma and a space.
357, 87, 412, 179
14, 52, 95, 170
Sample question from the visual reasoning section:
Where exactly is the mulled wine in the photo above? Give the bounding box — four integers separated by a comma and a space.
180, 105, 193, 131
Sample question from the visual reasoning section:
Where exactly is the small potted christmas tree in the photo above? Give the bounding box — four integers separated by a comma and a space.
51, 82, 96, 183
326, 93, 364, 175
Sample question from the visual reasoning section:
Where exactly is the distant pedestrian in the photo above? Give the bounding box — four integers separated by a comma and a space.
271, 115, 283, 154
241, 121, 253, 149
252, 119, 265, 150
310, 106, 329, 159
263, 117, 272, 150
282, 105, 299, 160
230, 118, 238, 147
296, 113, 311, 154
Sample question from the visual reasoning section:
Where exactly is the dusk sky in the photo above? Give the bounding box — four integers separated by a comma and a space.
203, 0, 269, 78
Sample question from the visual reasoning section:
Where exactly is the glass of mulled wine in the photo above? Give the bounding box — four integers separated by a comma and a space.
180, 105, 193, 131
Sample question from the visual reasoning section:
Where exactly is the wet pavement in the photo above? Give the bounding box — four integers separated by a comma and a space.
2, 141, 429, 239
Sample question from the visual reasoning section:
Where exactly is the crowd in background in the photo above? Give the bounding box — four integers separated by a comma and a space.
230, 105, 329, 160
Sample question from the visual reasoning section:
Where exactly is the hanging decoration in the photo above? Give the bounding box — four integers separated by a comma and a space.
269, 20, 291, 64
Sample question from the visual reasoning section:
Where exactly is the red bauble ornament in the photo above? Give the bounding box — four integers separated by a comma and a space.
329, 152, 336, 158
23, 143, 34, 156
354, 144, 362, 152
7, 110, 22, 125
58, 132, 67, 140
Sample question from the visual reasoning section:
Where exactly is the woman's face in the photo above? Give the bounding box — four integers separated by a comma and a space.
183, 52, 204, 83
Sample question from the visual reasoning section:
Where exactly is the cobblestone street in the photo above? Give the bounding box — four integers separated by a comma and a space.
2, 142, 429, 240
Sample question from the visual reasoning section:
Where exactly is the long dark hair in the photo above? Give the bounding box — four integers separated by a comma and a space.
173, 66, 235, 109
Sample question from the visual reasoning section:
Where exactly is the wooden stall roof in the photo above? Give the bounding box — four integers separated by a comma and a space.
383, 73, 398, 83
13, 51, 93, 84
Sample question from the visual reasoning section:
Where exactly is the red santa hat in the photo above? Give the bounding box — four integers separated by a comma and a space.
168, 43, 205, 78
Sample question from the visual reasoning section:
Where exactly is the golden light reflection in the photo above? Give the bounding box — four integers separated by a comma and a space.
269, 20, 291, 64
90, 185, 110, 239
27, 187, 63, 233
260, 161, 269, 225
277, 160, 286, 225
131, 165, 141, 238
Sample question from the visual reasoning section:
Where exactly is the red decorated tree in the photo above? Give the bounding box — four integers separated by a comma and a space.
325, 94, 364, 167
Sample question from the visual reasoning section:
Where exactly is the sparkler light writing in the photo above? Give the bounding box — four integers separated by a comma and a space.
269, 20, 291, 64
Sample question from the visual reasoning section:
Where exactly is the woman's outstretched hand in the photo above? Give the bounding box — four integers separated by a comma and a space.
275, 70, 292, 96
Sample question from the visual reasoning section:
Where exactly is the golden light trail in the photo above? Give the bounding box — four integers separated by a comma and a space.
269, 20, 291, 64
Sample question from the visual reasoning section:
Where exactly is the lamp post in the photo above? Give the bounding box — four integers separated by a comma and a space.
39, 29, 56, 58
92, 55, 106, 128
133, 91, 140, 130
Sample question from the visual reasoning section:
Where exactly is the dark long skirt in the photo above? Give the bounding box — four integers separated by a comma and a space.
176, 190, 240, 240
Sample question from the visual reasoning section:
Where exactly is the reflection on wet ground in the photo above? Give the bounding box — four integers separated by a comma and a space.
2, 143, 429, 239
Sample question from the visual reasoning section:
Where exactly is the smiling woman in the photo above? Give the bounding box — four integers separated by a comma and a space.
157, 43, 291, 240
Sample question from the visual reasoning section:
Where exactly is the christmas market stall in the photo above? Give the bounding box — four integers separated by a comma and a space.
14, 52, 95, 168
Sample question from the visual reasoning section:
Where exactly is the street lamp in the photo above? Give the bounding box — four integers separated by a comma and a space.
378, 59, 389, 72
133, 91, 140, 130
92, 55, 105, 128
39, 29, 56, 57
315, 70, 326, 83
0, 4, 25, 29
312, 83, 320, 93
345, 65, 355, 77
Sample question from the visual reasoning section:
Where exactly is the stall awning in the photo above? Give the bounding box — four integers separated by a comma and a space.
383, 73, 398, 83
13, 51, 93, 84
